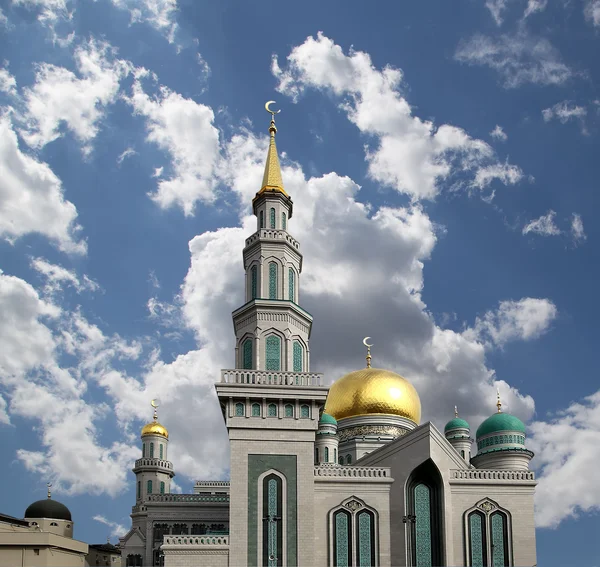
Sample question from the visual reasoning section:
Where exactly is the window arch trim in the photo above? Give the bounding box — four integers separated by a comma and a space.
257, 469, 288, 567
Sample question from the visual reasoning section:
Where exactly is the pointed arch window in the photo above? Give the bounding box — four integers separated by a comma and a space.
252, 403, 261, 417
333, 509, 352, 567
160, 481, 165, 494
324, 447, 329, 463
268, 403, 277, 417
251, 266, 258, 299
270, 207, 276, 229
300, 404, 310, 418
282, 212, 287, 230
468, 511, 487, 567
137, 481, 141, 499
150, 442, 154, 458
491, 512, 508, 566
346, 455, 352, 465
315, 447, 319, 465
159, 444, 163, 459
147, 480, 152, 494
357, 510, 376, 567
414, 484, 432, 566
142, 443, 146, 458
262, 473, 283, 567
334, 448, 337, 463
235, 402, 245, 416
284, 404, 293, 417
466, 507, 510, 567
266, 335, 281, 371
288, 269, 295, 302
260, 210, 264, 229
293, 341, 303, 372
243, 338, 253, 370
269, 263, 278, 299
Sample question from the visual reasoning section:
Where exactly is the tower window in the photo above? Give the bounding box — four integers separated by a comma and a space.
235, 402, 245, 416
142, 443, 145, 458
150, 442, 154, 458
243, 338, 253, 370
461, 450, 465, 458
288, 268, 295, 302
284, 404, 293, 417
334, 448, 337, 463
325, 447, 329, 463
160, 444, 163, 460
293, 341, 303, 372
147, 480, 152, 494
346, 455, 352, 465
300, 404, 310, 418
315, 447, 319, 465
270, 207, 276, 229
252, 403, 261, 417
160, 481, 165, 494
282, 212, 286, 230
260, 210, 264, 229
251, 266, 257, 299
268, 403, 277, 417
137, 481, 140, 499
269, 262, 278, 299
266, 335, 281, 371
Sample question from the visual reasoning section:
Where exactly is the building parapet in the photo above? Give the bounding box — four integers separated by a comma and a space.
133, 458, 172, 470
314, 466, 392, 478
163, 536, 229, 546
450, 469, 535, 481
221, 369, 323, 387
146, 494, 229, 503
245, 229, 300, 250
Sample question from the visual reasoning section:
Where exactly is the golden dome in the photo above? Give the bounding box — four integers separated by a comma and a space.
141, 421, 168, 439
325, 367, 421, 423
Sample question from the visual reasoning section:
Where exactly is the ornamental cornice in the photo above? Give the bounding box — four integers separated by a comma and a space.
337, 424, 408, 442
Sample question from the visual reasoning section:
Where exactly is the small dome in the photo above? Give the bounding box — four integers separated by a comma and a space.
25, 499, 72, 521
476, 412, 525, 438
326, 368, 421, 423
141, 421, 169, 439
319, 412, 337, 426
444, 417, 470, 432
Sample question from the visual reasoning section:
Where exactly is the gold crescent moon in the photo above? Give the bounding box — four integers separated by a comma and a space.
363, 336, 373, 347
151, 399, 158, 408
265, 100, 280, 115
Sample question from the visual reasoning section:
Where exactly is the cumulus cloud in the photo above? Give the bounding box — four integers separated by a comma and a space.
12, 0, 72, 26
272, 33, 523, 202
0, 113, 86, 254
109, 0, 178, 43
542, 100, 588, 133
0, 66, 17, 95
93, 515, 128, 539
523, 210, 561, 236
31, 257, 99, 295
571, 213, 586, 243
490, 125, 508, 141
455, 31, 574, 88
584, 0, 600, 26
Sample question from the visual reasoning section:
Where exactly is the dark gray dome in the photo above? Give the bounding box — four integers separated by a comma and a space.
25, 499, 72, 521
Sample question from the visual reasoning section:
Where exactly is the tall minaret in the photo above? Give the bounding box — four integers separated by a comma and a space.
232, 103, 312, 372
216, 104, 328, 567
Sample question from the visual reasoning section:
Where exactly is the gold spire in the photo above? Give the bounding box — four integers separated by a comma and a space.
454, 405, 459, 418
363, 337, 373, 368
255, 102, 288, 199
47, 483, 52, 499
141, 399, 169, 439
496, 388, 502, 413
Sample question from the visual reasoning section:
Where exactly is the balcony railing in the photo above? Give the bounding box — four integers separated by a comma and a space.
245, 229, 300, 250
146, 494, 229, 503
194, 481, 230, 487
221, 369, 323, 387
450, 469, 535, 481
134, 458, 172, 470
314, 466, 391, 478
163, 535, 229, 546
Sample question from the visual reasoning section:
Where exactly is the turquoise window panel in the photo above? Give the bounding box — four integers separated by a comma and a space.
266, 335, 281, 371
324, 447, 329, 463
469, 512, 485, 567
284, 404, 293, 417
270, 207, 276, 229
414, 483, 432, 567
251, 266, 258, 299
235, 402, 245, 416
267, 478, 278, 567
268, 403, 277, 417
159, 444, 163, 459
260, 210, 264, 228
288, 269, 295, 302
147, 480, 152, 494
243, 339, 253, 370
160, 481, 165, 494
150, 442, 154, 458
491, 513, 506, 567
300, 404, 309, 418
334, 511, 351, 567
357, 511, 373, 567
282, 212, 286, 230
269, 263, 277, 299
293, 341, 302, 372
252, 403, 261, 417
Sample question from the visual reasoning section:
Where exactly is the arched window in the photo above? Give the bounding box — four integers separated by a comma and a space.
300, 404, 310, 418
154, 523, 170, 540
293, 341, 303, 372
235, 402, 245, 416
333, 509, 352, 567
334, 448, 337, 464
270, 207, 276, 228
468, 511, 487, 567
490, 512, 509, 566
461, 450, 465, 458
147, 480, 152, 494
142, 443, 145, 458
260, 210, 264, 229
126, 554, 143, 567
243, 338, 253, 370
282, 212, 287, 230
269, 262, 278, 299
159, 444, 163, 459
339, 456, 343, 465
284, 404, 293, 417
150, 442, 154, 458
191, 523, 206, 535
160, 481, 165, 494
414, 483, 432, 566
268, 403, 277, 417
137, 481, 141, 499
266, 335, 281, 371
251, 266, 258, 299
346, 455, 352, 465
262, 474, 283, 566
50, 522, 58, 526
325, 447, 329, 463
288, 269, 295, 302
252, 403, 261, 417
357, 510, 376, 567
315, 447, 319, 465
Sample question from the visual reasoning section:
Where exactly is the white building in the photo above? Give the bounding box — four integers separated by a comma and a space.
119, 110, 537, 567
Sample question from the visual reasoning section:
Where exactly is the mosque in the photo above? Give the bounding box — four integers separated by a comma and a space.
118, 107, 537, 567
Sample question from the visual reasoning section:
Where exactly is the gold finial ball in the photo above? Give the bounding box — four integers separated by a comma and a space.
325, 367, 421, 423
141, 399, 168, 438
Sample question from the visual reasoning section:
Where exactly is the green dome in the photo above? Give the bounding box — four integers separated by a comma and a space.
444, 417, 470, 432
476, 412, 526, 438
319, 412, 337, 426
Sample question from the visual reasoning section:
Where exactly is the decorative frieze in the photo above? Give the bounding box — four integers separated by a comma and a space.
450, 469, 535, 481
314, 466, 391, 478
337, 424, 408, 442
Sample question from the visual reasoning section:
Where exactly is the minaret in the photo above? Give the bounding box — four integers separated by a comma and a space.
444, 406, 472, 463
216, 104, 328, 567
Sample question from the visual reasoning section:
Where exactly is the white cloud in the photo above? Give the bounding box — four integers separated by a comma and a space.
125, 76, 220, 215
529, 390, 600, 527
571, 213, 586, 242
455, 31, 574, 88
0, 66, 17, 95
0, 113, 86, 254
486, 0, 547, 26
584, 0, 600, 26
542, 100, 587, 124
20, 38, 132, 155
117, 147, 137, 164
12, 0, 72, 26
0, 8, 8, 27
109, 0, 178, 43
31, 257, 99, 295
472, 161, 523, 189
490, 124, 508, 141
93, 515, 128, 538
523, 210, 561, 236
272, 33, 523, 202
463, 298, 557, 348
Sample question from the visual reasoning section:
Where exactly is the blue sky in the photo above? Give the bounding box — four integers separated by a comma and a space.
0, 0, 599, 563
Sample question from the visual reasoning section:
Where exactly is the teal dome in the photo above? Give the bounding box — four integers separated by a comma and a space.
444, 417, 470, 432
319, 412, 337, 426
476, 412, 526, 438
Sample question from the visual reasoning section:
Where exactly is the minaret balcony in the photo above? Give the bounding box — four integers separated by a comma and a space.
132, 458, 174, 475
244, 229, 300, 251
220, 369, 324, 387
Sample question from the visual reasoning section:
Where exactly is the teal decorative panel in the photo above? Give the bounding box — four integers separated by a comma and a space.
147, 480, 152, 494
267, 479, 278, 567
469, 513, 485, 567
268, 403, 277, 417
235, 402, 245, 416
358, 512, 372, 567
288, 269, 294, 301
491, 513, 506, 566
269, 263, 277, 299
282, 212, 286, 230
270, 207, 276, 229
293, 341, 302, 372
252, 403, 261, 417
251, 266, 258, 299
160, 444, 163, 459
335, 512, 350, 567
414, 483, 432, 567
284, 404, 293, 417
243, 339, 253, 369
300, 404, 309, 418
150, 442, 154, 458
160, 481, 165, 494
324, 447, 329, 463
266, 335, 281, 371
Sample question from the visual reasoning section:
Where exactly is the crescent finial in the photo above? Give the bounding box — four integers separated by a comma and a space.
47, 482, 52, 499
265, 100, 281, 117
362, 336, 373, 368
